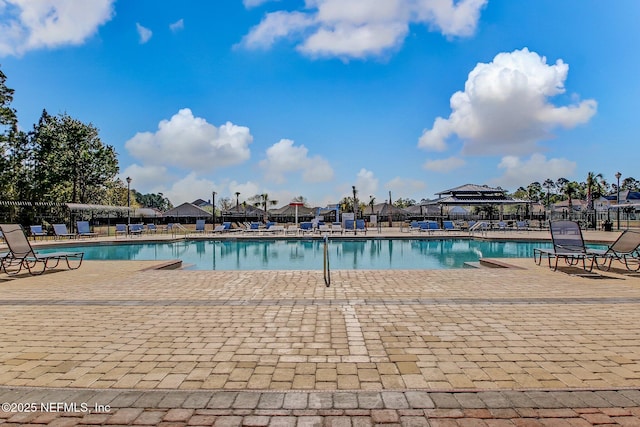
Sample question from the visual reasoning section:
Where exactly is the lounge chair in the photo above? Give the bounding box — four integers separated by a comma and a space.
286, 225, 300, 235
591, 230, 640, 271
408, 221, 421, 232
115, 224, 128, 238
331, 223, 343, 234
29, 225, 48, 240
245, 222, 261, 233
212, 225, 226, 233
76, 221, 98, 238
515, 221, 529, 232
147, 224, 158, 234
343, 220, 355, 233
261, 222, 284, 234
0, 224, 83, 275
194, 219, 206, 234
355, 219, 367, 234
53, 224, 77, 239
534, 220, 596, 272
318, 224, 331, 234
222, 222, 241, 232
443, 221, 457, 232
300, 222, 314, 234
427, 221, 441, 233
129, 223, 144, 237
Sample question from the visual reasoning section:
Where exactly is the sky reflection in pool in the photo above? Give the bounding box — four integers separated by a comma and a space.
35, 239, 605, 270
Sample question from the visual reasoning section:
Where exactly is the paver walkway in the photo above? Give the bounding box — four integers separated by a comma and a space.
1, 243, 640, 425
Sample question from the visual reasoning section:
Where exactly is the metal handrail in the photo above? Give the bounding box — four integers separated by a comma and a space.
323, 235, 331, 287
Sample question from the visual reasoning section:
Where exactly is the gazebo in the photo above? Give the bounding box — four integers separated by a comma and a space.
162, 202, 211, 223
434, 184, 525, 220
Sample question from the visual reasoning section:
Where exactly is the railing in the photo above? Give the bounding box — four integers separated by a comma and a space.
468, 221, 488, 236
323, 235, 331, 287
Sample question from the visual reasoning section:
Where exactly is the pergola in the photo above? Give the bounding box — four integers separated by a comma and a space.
432, 184, 526, 220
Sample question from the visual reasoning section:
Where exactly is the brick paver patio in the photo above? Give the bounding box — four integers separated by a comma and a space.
1, 229, 639, 425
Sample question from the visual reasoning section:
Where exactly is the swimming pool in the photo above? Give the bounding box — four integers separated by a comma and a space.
37, 238, 606, 270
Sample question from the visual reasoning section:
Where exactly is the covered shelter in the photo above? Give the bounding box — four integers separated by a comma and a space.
162, 202, 211, 223
269, 203, 315, 224
364, 202, 410, 221
222, 203, 265, 222
434, 184, 526, 221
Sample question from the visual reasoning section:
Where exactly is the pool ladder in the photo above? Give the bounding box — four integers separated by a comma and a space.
323, 235, 331, 287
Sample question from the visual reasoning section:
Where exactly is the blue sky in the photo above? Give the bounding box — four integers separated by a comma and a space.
1, 0, 638, 207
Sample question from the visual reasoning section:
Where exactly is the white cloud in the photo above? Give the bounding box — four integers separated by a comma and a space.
228, 181, 260, 203
259, 139, 334, 184
423, 156, 466, 172
163, 173, 218, 206
492, 153, 577, 189
169, 19, 184, 33
243, 0, 281, 8
136, 23, 152, 44
240, 0, 486, 59
0, 0, 115, 56
125, 108, 253, 173
418, 48, 597, 156
120, 164, 172, 193
241, 11, 314, 49
354, 168, 378, 199
386, 177, 426, 197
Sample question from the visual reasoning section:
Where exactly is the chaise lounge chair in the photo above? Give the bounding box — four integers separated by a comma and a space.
53, 223, 77, 239
76, 221, 98, 238
443, 221, 458, 232
0, 224, 83, 275
533, 220, 596, 272
193, 219, 206, 234
29, 225, 48, 240
591, 229, 640, 271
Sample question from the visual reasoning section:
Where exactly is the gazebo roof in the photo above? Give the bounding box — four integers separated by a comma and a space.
434, 183, 523, 205
163, 202, 211, 218
436, 184, 506, 196
270, 204, 315, 216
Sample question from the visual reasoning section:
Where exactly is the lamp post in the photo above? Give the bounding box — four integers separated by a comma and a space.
126, 177, 132, 231
615, 172, 621, 230
212, 191, 217, 226
352, 185, 357, 235
235, 192, 240, 216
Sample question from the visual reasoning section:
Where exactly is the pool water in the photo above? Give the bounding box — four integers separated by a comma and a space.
37, 239, 607, 270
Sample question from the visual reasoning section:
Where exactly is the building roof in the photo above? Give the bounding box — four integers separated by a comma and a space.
434, 183, 523, 205
604, 190, 640, 202
436, 184, 506, 196
270, 204, 315, 216
163, 202, 211, 218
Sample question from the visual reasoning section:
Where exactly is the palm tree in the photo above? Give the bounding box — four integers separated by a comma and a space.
585, 172, 604, 208
257, 193, 278, 222
543, 179, 555, 207
368, 196, 376, 214
562, 181, 580, 219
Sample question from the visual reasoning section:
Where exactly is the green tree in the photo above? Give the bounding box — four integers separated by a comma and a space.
134, 191, 173, 211
0, 66, 19, 197
562, 181, 580, 214
394, 198, 416, 208
31, 111, 119, 204
621, 177, 640, 192
543, 179, 555, 206
250, 193, 278, 222
585, 172, 604, 206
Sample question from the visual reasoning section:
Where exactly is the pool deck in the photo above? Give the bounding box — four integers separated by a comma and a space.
1, 228, 640, 425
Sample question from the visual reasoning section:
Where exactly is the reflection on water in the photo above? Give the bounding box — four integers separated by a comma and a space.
33, 239, 590, 271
